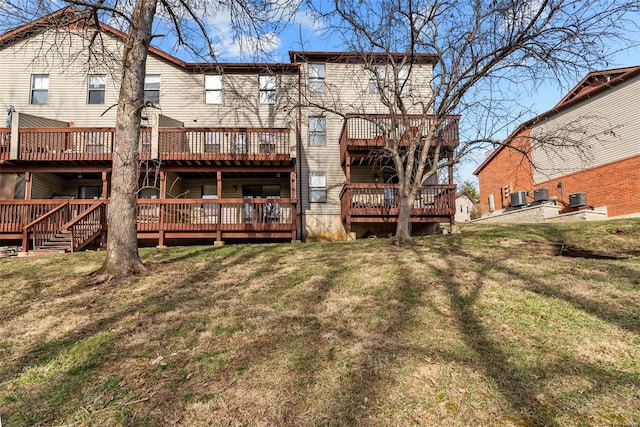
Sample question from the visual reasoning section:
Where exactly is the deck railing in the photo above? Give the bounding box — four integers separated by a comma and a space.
159, 128, 290, 159
0, 198, 296, 247
4, 127, 290, 161
136, 198, 296, 231
340, 114, 459, 160
340, 184, 456, 217
18, 128, 115, 161
62, 202, 105, 252
0, 127, 10, 160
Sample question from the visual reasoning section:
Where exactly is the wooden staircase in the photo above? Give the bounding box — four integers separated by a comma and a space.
25, 201, 105, 254
35, 231, 73, 253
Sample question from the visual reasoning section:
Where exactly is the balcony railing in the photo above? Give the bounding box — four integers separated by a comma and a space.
0, 198, 296, 245
340, 183, 456, 219
159, 128, 290, 160
4, 127, 290, 162
340, 114, 459, 161
0, 127, 10, 160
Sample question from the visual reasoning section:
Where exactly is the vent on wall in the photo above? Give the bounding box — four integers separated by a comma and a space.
510, 191, 528, 207
569, 192, 587, 208
533, 188, 549, 202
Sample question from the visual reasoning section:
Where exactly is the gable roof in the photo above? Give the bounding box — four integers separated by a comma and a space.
289, 51, 439, 65
473, 65, 640, 176
0, 7, 299, 74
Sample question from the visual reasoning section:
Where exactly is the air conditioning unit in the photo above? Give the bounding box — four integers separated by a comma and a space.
569, 192, 587, 208
533, 188, 549, 202
510, 191, 528, 207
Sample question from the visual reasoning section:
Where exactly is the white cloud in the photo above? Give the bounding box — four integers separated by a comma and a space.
292, 8, 326, 37
205, 6, 282, 60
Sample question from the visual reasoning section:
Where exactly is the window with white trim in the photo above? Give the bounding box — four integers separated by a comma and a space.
368, 65, 385, 93
30, 74, 49, 104
309, 116, 326, 146
309, 172, 327, 203
88, 74, 106, 104
398, 65, 411, 95
259, 75, 276, 104
144, 74, 160, 104
309, 63, 325, 92
205, 75, 222, 104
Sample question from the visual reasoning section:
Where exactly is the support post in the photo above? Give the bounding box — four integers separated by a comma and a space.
10, 112, 19, 160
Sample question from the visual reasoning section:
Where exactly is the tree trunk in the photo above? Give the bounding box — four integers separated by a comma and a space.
390, 190, 415, 246
104, 0, 158, 278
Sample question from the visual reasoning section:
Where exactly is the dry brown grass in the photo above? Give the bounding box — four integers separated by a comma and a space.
1, 219, 639, 426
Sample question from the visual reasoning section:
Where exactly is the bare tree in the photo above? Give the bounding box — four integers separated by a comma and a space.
1, 0, 298, 278
312, 0, 639, 245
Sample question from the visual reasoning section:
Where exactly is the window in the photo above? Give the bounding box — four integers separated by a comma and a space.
144, 74, 160, 104
88, 74, 106, 104
259, 75, 276, 104
309, 116, 326, 146
30, 74, 49, 104
368, 65, 385, 93
78, 186, 101, 199
398, 65, 411, 94
309, 63, 325, 92
205, 75, 222, 104
309, 172, 327, 203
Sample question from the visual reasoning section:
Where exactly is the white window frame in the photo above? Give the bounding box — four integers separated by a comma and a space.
205, 75, 222, 104
87, 74, 106, 105
309, 116, 326, 146
398, 65, 411, 95
30, 74, 49, 104
309, 63, 326, 92
259, 75, 276, 104
309, 172, 327, 203
144, 74, 161, 104
368, 65, 385, 93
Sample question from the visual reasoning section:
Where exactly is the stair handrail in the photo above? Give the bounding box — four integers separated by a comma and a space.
22, 201, 70, 251
61, 200, 105, 252
22, 201, 69, 230
62, 201, 103, 230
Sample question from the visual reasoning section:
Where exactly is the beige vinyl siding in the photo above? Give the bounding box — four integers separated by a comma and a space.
0, 29, 122, 127
298, 60, 435, 215
31, 173, 64, 198
350, 165, 381, 183
0, 28, 297, 139
300, 61, 433, 115
531, 75, 640, 183
0, 174, 18, 199
164, 172, 184, 198
60, 178, 103, 198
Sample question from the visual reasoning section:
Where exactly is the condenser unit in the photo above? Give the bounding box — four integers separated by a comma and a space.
510, 191, 528, 207
533, 188, 549, 202
569, 192, 587, 208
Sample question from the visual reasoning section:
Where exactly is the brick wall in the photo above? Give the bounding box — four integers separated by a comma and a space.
533, 154, 640, 217
476, 128, 534, 214
477, 126, 640, 217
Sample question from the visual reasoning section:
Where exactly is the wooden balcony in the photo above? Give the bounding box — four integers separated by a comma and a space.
340, 183, 456, 224
0, 127, 10, 161
0, 198, 297, 250
340, 114, 459, 163
3, 127, 290, 163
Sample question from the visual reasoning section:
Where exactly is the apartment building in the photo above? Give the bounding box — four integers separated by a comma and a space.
0, 9, 458, 252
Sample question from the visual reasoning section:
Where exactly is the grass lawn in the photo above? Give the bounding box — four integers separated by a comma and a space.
0, 220, 639, 426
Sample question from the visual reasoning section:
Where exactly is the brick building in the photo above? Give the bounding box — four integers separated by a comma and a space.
474, 66, 640, 219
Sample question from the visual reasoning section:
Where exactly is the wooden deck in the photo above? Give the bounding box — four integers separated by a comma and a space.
3, 127, 291, 163
339, 115, 459, 163
0, 198, 297, 251
340, 184, 456, 224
